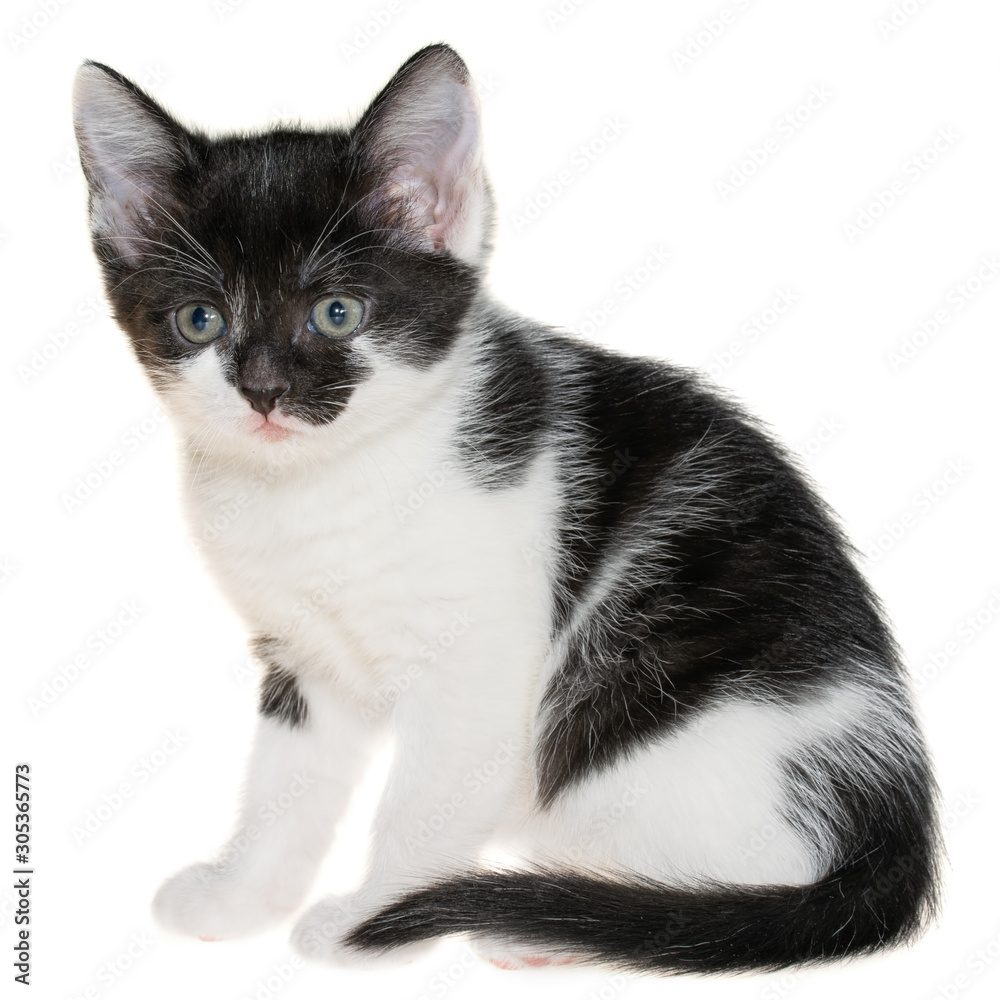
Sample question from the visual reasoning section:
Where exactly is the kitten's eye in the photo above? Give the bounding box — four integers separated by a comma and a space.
176, 303, 227, 344
308, 295, 364, 339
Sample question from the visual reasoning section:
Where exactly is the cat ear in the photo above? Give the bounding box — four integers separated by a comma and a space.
354, 44, 491, 265
73, 62, 190, 265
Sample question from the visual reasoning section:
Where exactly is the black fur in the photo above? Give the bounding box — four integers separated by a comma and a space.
534, 345, 900, 803
454, 317, 906, 804
347, 843, 938, 973
257, 662, 308, 728
74, 53, 478, 427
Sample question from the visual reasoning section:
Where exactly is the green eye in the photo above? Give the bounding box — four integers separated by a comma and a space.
176, 303, 227, 344
309, 295, 364, 338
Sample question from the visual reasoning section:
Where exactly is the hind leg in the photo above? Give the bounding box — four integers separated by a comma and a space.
460, 697, 826, 970
520, 696, 829, 893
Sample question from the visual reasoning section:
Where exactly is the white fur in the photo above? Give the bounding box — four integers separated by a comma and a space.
156, 322, 559, 957
153, 675, 378, 939
150, 306, 906, 969
514, 688, 875, 888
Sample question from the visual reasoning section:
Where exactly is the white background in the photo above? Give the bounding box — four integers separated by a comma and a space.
3, 1, 999, 998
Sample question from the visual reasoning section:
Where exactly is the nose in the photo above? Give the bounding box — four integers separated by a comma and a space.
239, 384, 289, 417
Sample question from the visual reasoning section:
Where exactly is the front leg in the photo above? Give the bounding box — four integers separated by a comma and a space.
154, 665, 380, 940
291, 643, 534, 965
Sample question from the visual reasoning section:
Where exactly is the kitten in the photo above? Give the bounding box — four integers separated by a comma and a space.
72, 44, 939, 973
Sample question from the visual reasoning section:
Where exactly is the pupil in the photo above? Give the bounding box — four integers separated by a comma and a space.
328, 300, 347, 326
192, 306, 209, 332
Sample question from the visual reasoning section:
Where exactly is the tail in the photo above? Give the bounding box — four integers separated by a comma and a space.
347, 847, 939, 973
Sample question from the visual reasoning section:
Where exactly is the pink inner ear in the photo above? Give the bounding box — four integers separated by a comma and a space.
90, 169, 181, 266
375, 79, 483, 256
379, 172, 439, 236
73, 64, 185, 265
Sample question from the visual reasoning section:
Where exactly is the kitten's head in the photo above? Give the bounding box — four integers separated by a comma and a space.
73, 44, 490, 460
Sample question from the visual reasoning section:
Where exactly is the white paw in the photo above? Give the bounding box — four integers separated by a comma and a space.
290, 894, 434, 969
152, 861, 300, 941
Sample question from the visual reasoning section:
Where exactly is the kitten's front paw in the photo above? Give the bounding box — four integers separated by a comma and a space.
153, 861, 299, 941
290, 895, 434, 969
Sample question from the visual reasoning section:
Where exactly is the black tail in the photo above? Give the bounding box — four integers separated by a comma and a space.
347, 845, 939, 973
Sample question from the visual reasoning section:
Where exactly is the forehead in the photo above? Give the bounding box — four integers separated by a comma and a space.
189, 129, 361, 266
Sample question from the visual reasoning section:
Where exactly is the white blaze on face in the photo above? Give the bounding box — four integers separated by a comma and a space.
159, 348, 306, 454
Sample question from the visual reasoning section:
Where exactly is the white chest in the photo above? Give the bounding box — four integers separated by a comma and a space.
184, 434, 556, 699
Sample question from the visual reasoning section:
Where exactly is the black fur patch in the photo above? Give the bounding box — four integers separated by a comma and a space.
528, 343, 900, 805
455, 313, 551, 487
255, 641, 308, 727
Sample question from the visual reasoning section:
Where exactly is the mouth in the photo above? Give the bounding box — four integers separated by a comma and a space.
249, 411, 296, 442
